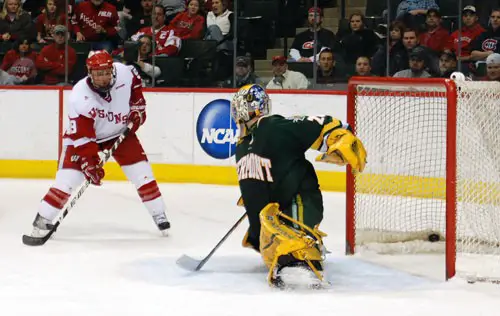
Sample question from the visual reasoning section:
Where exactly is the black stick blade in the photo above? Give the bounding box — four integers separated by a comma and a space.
22, 234, 50, 246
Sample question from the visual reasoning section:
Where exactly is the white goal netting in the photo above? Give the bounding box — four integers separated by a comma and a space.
350, 80, 500, 281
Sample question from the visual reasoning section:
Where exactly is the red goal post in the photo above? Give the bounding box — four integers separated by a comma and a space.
345, 77, 500, 282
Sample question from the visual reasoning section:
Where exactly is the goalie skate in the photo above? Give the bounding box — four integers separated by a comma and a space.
30, 213, 54, 238
272, 262, 329, 290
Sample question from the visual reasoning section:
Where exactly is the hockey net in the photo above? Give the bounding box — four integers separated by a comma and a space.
346, 77, 500, 282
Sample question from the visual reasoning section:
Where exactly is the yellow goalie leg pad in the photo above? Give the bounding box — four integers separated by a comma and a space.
258, 203, 327, 285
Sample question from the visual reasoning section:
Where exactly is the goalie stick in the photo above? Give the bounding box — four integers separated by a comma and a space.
176, 213, 247, 271
22, 122, 134, 246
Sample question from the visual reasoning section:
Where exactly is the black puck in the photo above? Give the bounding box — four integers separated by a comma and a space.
428, 233, 440, 242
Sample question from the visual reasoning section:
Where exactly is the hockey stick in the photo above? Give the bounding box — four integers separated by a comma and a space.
22, 123, 134, 246
176, 213, 247, 271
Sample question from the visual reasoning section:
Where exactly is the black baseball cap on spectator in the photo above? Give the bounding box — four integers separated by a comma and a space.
462, 5, 476, 14
236, 56, 250, 67
440, 51, 456, 60
409, 47, 426, 61
426, 8, 441, 17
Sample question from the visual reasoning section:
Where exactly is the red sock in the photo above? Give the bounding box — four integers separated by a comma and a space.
138, 181, 161, 202
43, 188, 70, 209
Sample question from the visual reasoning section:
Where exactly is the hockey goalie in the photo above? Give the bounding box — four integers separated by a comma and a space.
231, 84, 367, 288
28, 50, 170, 239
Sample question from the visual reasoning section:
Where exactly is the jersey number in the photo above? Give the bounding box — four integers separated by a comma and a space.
307, 116, 325, 125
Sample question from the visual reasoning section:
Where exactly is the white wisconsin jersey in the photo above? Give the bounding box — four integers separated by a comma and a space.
64, 62, 139, 147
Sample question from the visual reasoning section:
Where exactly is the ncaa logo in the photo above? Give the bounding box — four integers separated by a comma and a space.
196, 99, 239, 159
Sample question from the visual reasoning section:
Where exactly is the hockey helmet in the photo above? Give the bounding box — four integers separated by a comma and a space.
231, 84, 271, 123
86, 50, 116, 92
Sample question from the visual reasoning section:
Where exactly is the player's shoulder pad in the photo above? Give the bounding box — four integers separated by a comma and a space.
68, 79, 99, 118
115, 62, 141, 87
114, 62, 133, 77
256, 114, 284, 128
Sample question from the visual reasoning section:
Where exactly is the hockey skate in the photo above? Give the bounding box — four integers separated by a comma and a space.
271, 255, 328, 290
153, 213, 170, 236
31, 213, 55, 238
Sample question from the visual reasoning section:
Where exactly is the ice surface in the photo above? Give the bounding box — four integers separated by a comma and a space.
1, 179, 499, 316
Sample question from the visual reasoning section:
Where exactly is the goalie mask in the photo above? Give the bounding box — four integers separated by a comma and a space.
86, 50, 116, 93
231, 84, 271, 123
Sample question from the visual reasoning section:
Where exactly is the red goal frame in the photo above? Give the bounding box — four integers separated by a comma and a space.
345, 77, 458, 280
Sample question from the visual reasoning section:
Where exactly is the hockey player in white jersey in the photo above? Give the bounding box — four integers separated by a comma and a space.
29, 50, 170, 238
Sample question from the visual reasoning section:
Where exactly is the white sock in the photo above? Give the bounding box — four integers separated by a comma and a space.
144, 197, 166, 217
38, 201, 60, 222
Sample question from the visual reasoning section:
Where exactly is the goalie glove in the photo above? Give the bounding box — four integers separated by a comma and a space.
315, 128, 367, 173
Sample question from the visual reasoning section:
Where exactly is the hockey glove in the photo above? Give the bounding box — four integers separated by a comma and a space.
316, 128, 367, 173
77, 142, 105, 186
128, 106, 146, 134
81, 156, 105, 186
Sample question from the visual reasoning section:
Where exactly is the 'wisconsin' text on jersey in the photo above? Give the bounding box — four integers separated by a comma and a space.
236, 153, 273, 182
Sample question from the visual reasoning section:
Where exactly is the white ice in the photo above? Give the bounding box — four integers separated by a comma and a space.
1, 179, 499, 316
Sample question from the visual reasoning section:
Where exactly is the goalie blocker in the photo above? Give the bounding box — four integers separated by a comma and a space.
231, 84, 366, 288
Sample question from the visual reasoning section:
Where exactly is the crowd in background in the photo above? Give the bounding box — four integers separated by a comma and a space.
0, 0, 499, 89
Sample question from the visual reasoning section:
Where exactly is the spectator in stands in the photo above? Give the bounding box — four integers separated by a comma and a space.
316, 48, 345, 84
396, 0, 439, 29
474, 0, 500, 27
222, 55, 262, 88
438, 51, 457, 78
485, 53, 500, 81
72, 0, 120, 52
0, 0, 36, 42
403, 28, 440, 76
205, 0, 233, 51
393, 46, 431, 78
168, 0, 205, 40
445, 6, 485, 63
35, 25, 77, 85
338, 12, 379, 65
289, 7, 336, 63
266, 55, 309, 89
36, 0, 70, 44
470, 9, 500, 61
396, 0, 439, 17
419, 9, 449, 55
124, 0, 153, 40
0, 68, 22, 84
1, 37, 37, 84
157, 0, 186, 25
372, 21, 408, 76
131, 5, 181, 57
128, 35, 161, 86
354, 56, 373, 76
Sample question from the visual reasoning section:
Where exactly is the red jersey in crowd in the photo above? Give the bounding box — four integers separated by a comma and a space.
169, 12, 204, 39
72, 1, 119, 41
0, 50, 37, 79
419, 26, 450, 54
445, 24, 486, 57
35, 43, 77, 84
36, 13, 70, 38
132, 25, 181, 56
